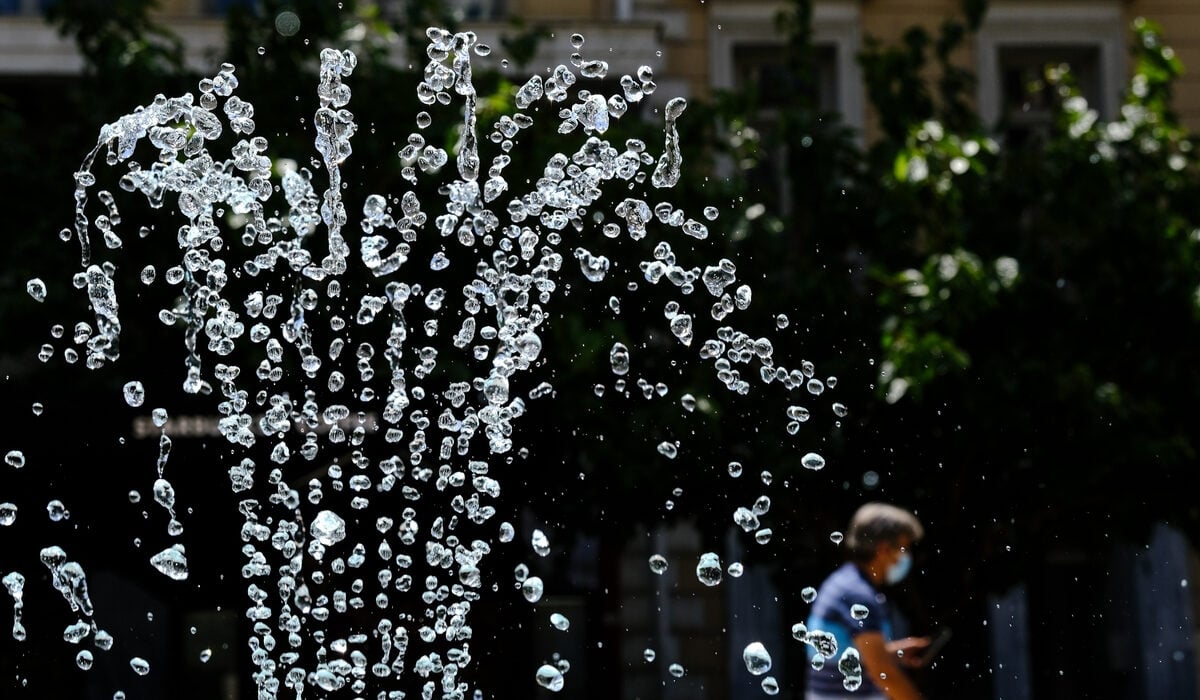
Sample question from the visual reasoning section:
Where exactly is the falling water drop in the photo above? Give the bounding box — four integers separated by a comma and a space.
695, 552, 722, 587
801, 452, 826, 471
26, 279, 46, 302
521, 576, 544, 603
535, 664, 564, 692
122, 381, 145, 407
310, 510, 346, 546
149, 545, 189, 581
742, 642, 772, 676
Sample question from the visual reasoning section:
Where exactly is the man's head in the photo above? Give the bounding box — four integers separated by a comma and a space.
845, 503, 924, 580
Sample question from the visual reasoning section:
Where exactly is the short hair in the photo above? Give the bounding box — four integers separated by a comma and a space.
845, 502, 924, 563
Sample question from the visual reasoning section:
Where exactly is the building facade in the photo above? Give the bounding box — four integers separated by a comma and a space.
6, 1, 1200, 135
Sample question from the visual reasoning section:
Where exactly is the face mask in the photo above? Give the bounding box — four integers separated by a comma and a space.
886, 551, 912, 585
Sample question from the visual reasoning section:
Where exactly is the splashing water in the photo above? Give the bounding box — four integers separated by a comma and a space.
9, 25, 854, 699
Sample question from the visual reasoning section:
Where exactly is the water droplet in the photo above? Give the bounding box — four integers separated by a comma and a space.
26, 279, 46, 302
643, 648, 656, 662
609, 342, 630, 376
850, 603, 870, 620
150, 545, 189, 581
570, 33, 585, 48
550, 613, 570, 631
5, 451, 26, 469
742, 642, 772, 675
416, 111, 432, 129
535, 664, 564, 692
46, 499, 68, 522
531, 529, 551, 557
830, 531, 844, 545
761, 676, 780, 695
0, 503, 16, 526
668, 663, 685, 678
123, 381, 145, 407
727, 562, 744, 577
656, 442, 677, 459
787, 406, 811, 422
696, 552, 722, 587
256, 46, 266, 56
129, 657, 150, 676
521, 576, 544, 603
648, 554, 668, 575
200, 648, 212, 663
734, 507, 759, 532
802, 586, 818, 603
801, 452, 826, 471
311, 510, 347, 546
838, 647, 863, 691
76, 650, 94, 670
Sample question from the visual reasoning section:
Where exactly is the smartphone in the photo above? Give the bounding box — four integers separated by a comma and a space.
920, 627, 952, 663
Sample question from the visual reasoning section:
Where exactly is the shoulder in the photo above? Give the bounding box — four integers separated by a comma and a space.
825, 563, 873, 597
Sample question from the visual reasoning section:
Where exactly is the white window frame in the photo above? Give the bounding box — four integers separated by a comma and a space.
707, 0, 865, 134
976, 1, 1126, 127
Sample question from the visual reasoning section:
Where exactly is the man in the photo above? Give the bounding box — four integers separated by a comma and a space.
804, 503, 932, 700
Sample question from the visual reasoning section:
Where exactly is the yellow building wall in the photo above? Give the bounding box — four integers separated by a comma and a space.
1127, 0, 1200, 129
511, 0, 603, 21
666, 0, 710, 100
860, 0, 963, 46
116, 0, 1200, 134
859, 0, 974, 141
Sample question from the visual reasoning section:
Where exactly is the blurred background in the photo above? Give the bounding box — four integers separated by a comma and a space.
3, 0, 1200, 698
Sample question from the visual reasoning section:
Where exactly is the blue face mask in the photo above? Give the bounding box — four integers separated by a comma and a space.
886, 551, 913, 585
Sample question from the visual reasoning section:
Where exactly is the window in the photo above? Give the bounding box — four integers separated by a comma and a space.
0, 0, 52, 16
709, 0, 864, 132
731, 42, 840, 113
976, 2, 1124, 135
997, 44, 1103, 145
201, 0, 254, 17
709, 2, 862, 213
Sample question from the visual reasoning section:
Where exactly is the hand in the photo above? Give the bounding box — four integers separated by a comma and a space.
887, 636, 932, 668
